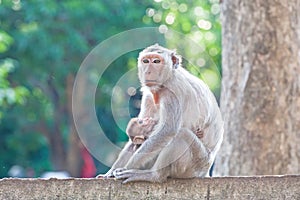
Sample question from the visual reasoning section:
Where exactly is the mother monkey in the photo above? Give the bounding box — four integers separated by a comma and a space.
99, 44, 223, 183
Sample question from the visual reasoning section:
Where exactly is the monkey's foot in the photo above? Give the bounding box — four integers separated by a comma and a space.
96, 170, 115, 179
96, 174, 113, 179
113, 168, 130, 179
113, 168, 163, 183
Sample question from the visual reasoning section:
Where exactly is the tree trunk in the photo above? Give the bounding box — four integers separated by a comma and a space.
66, 124, 83, 177
215, 0, 300, 176
66, 74, 84, 177
48, 129, 66, 171
46, 76, 67, 171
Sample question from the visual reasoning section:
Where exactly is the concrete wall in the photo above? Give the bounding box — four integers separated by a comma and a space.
0, 175, 299, 199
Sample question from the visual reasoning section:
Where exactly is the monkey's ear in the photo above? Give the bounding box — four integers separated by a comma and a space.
171, 53, 181, 69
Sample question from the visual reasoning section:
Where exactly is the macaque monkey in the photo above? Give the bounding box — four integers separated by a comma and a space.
126, 90, 159, 149
98, 44, 223, 183
126, 117, 158, 150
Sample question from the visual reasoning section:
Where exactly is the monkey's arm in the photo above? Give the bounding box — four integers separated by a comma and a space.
98, 141, 135, 178
138, 90, 157, 118
125, 89, 181, 169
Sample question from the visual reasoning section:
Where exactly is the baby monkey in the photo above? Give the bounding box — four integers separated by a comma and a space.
126, 89, 159, 150
126, 117, 157, 150
127, 117, 204, 148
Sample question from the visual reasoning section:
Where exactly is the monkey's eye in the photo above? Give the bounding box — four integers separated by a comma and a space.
138, 119, 143, 124
142, 59, 150, 64
153, 59, 161, 64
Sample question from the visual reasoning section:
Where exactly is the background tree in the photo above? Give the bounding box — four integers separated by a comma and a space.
214, 0, 300, 175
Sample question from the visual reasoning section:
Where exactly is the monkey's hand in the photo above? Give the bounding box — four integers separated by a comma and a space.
132, 135, 146, 145
113, 168, 162, 183
113, 168, 141, 183
141, 117, 157, 126
113, 168, 128, 179
96, 169, 115, 179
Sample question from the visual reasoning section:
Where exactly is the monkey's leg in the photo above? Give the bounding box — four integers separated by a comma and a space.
114, 128, 210, 183
151, 128, 211, 178
113, 131, 184, 182
97, 141, 135, 178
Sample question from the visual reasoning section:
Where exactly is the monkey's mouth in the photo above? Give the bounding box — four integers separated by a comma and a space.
145, 80, 158, 86
131, 135, 148, 145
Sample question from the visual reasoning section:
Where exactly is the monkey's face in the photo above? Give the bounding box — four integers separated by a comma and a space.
138, 53, 168, 87
137, 44, 181, 89
126, 117, 157, 140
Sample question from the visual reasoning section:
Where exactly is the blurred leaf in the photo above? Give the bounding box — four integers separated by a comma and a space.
147, 0, 221, 96
0, 30, 14, 53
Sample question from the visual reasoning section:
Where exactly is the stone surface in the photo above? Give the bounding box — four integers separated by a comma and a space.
0, 175, 299, 199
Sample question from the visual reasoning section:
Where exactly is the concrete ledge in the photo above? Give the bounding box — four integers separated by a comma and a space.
0, 175, 299, 199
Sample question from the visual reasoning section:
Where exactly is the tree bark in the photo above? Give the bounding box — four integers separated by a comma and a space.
66, 74, 84, 177
215, 0, 300, 175
46, 76, 67, 171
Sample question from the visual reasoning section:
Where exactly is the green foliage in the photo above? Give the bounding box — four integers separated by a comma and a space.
0, 30, 14, 53
0, 0, 157, 177
145, 0, 222, 98
0, 59, 29, 107
0, 0, 221, 177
